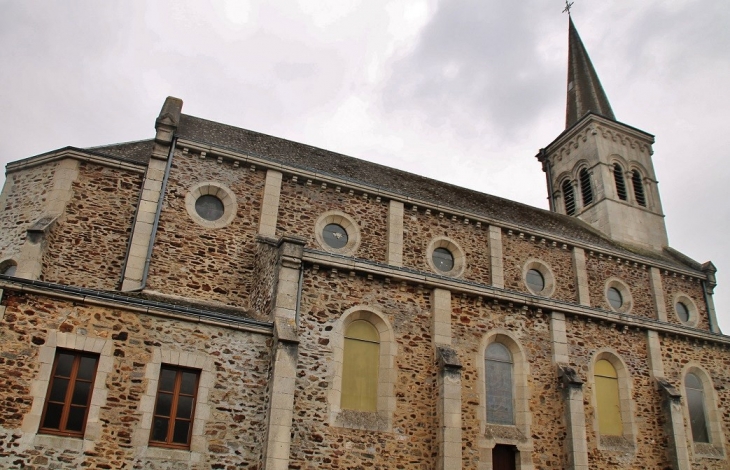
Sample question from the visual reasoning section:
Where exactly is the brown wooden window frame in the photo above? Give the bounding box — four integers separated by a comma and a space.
39, 349, 100, 438
149, 365, 200, 449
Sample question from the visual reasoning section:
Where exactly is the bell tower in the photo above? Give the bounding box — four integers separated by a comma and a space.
537, 17, 668, 251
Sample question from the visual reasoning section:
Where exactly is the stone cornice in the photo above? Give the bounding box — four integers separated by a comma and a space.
302, 249, 729, 347
545, 115, 655, 166
0, 276, 273, 336
176, 138, 706, 280
5, 147, 146, 175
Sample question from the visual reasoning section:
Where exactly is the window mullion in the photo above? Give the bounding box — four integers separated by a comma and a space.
60, 354, 81, 433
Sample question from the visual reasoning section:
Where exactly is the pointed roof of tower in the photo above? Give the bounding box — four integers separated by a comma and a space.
565, 17, 615, 128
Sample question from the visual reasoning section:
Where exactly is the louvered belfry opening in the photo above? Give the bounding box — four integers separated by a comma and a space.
613, 164, 627, 200
562, 180, 576, 215
579, 168, 593, 206
631, 170, 646, 207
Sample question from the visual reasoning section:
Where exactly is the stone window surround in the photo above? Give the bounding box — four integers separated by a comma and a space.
327, 305, 396, 432
21, 330, 113, 453
184, 181, 237, 229
314, 210, 362, 256
589, 349, 638, 451
426, 236, 466, 278
672, 292, 699, 328
574, 163, 595, 209
604, 277, 633, 314
131, 347, 215, 461
476, 330, 534, 469
681, 364, 727, 459
522, 258, 556, 298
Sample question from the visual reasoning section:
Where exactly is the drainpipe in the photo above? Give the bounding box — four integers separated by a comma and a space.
295, 262, 304, 327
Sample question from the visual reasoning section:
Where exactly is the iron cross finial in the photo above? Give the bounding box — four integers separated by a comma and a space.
563, 1, 574, 15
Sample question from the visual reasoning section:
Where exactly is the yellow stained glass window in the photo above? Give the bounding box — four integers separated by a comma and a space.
341, 321, 379, 412
595, 359, 622, 436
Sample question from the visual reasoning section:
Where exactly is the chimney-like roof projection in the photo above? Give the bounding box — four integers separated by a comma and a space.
565, 17, 615, 128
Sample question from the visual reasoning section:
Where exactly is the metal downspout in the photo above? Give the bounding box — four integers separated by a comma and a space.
295, 262, 304, 327
540, 148, 555, 211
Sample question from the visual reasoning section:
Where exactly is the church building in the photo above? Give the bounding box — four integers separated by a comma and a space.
0, 17, 727, 470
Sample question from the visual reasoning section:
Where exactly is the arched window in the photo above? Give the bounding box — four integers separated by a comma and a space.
631, 170, 646, 207
562, 180, 576, 216
485, 342, 514, 425
685, 372, 710, 443
613, 164, 627, 201
595, 359, 622, 436
579, 168, 593, 206
341, 320, 380, 412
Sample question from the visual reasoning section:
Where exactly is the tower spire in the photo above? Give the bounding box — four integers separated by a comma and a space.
565, 17, 615, 129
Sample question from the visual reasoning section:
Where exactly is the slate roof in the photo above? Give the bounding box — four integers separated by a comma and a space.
86, 139, 155, 165
172, 113, 701, 272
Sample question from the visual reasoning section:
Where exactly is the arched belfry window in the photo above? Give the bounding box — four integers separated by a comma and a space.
685, 372, 710, 443
613, 164, 627, 201
631, 170, 646, 207
579, 168, 593, 206
595, 359, 622, 436
562, 180, 576, 216
341, 320, 380, 412
485, 342, 514, 425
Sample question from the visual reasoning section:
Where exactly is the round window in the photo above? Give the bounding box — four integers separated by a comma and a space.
323, 223, 348, 249
676, 302, 690, 323
432, 247, 454, 272
607, 287, 623, 309
526, 269, 545, 293
195, 195, 225, 221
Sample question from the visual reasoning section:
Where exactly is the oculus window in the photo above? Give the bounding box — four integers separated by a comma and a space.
40, 350, 99, 437
323, 223, 348, 249
432, 247, 455, 273
607, 287, 623, 310
485, 343, 514, 425
194, 195, 224, 221
150, 366, 200, 448
525, 269, 545, 294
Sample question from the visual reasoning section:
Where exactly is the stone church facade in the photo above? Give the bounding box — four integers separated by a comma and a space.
0, 18, 728, 470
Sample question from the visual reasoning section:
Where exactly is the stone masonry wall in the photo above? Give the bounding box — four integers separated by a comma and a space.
661, 335, 730, 469
147, 151, 265, 308
289, 268, 437, 469
0, 290, 271, 469
276, 180, 388, 263
661, 275, 711, 331
566, 318, 669, 468
453, 300, 566, 469
249, 239, 278, 321
41, 162, 142, 290
401, 211, 491, 284
0, 163, 58, 263
502, 232, 577, 302
585, 254, 655, 319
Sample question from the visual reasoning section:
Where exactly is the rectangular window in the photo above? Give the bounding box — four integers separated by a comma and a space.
149, 365, 200, 448
40, 350, 99, 437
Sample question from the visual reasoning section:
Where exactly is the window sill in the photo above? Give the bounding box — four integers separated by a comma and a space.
598, 435, 636, 453
33, 433, 85, 452
693, 443, 725, 459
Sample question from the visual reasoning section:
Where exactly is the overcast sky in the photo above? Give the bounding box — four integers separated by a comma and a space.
1, 0, 729, 331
